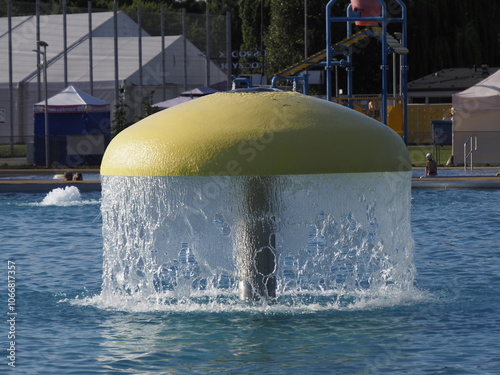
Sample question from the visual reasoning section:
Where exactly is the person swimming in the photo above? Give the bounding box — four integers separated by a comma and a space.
63, 171, 73, 181
425, 153, 437, 176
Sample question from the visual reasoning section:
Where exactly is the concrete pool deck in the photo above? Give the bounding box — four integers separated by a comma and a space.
412, 176, 500, 189
1, 168, 500, 193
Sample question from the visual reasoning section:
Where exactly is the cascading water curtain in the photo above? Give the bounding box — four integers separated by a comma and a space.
100, 171, 416, 308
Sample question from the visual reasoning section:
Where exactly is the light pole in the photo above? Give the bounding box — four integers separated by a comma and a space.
36, 40, 50, 167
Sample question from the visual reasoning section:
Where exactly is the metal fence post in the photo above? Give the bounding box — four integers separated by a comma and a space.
88, 1, 94, 96
182, 8, 187, 91
205, 11, 211, 87
161, 7, 166, 100
226, 11, 232, 91
113, 0, 119, 105
138, 4, 143, 117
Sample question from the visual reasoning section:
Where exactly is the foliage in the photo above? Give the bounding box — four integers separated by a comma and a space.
112, 88, 161, 137
408, 145, 452, 167
206, 0, 244, 60
265, 0, 305, 74
0, 144, 27, 158
238, 0, 268, 51
264, 0, 500, 90
111, 87, 133, 137
405, 0, 500, 81
4, 0, 500, 88
137, 90, 161, 119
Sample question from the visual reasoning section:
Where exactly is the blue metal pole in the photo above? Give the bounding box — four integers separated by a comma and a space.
398, 0, 409, 144
113, 0, 119, 105
302, 74, 309, 95
325, 0, 336, 101
378, 0, 388, 124
88, 1, 94, 96
346, 4, 353, 105
138, 5, 143, 117
271, 76, 278, 88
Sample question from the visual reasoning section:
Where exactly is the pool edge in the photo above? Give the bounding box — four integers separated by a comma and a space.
1, 168, 500, 192
0, 180, 101, 193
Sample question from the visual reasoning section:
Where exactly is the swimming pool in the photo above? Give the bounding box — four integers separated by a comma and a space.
0, 187, 499, 373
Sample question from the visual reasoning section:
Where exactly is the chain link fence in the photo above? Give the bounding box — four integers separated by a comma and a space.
1, 2, 231, 165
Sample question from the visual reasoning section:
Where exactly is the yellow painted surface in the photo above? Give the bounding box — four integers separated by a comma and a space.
387, 104, 404, 137
371, 27, 409, 54
101, 92, 410, 176
408, 104, 452, 144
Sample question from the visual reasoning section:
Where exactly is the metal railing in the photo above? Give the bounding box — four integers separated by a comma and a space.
463, 134, 478, 170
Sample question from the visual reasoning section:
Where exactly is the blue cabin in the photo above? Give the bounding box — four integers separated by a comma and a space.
33, 85, 111, 167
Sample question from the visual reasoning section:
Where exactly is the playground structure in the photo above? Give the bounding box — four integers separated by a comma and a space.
271, 0, 409, 143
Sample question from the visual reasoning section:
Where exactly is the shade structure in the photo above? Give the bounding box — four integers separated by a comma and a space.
153, 96, 194, 110
452, 69, 500, 164
33, 85, 110, 166
34, 85, 109, 113
180, 86, 219, 96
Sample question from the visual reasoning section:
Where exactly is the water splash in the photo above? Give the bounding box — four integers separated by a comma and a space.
41, 186, 82, 206
96, 172, 419, 311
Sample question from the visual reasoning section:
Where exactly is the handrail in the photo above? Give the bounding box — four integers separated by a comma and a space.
231, 77, 252, 90
464, 134, 478, 170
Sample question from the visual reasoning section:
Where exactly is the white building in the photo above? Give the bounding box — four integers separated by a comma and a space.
0, 11, 227, 142
452, 69, 500, 165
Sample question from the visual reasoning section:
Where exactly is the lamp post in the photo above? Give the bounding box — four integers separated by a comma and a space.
37, 40, 49, 167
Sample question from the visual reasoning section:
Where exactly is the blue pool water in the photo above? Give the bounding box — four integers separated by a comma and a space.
411, 167, 500, 178
1, 188, 500, 374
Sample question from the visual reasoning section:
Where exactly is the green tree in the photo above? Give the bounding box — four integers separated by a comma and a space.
265, 0, 305, 74
111, 87, 133, 137
137, 90, 161, 119
239, 0, 268, 51
206, 0, 243, 52
406, 0, 500, 80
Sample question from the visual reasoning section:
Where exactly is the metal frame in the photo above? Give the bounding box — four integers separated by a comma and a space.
325, 0, 408, 143
271, 74, 309, 94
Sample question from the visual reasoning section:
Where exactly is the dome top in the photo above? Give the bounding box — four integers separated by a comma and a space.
101, 91, 410, 176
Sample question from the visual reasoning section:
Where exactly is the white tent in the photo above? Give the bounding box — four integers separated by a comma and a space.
34, 85, 109, 111
154, 96, 194, 109
0, 12, 226, 143
32, 85, 110, 166
154, 86, 219, 109
452, 70, 500, 165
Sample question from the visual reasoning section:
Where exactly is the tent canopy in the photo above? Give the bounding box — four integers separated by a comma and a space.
180, 86, 219, 96
154, 96, 193, 109
34, 85, 110, 113
453, 69, 500, 110
33, 85, 111, 166
451, 68, 500, 165
154, 86, 219, 109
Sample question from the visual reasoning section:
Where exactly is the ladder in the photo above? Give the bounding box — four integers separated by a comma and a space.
464, 134, 478, 170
